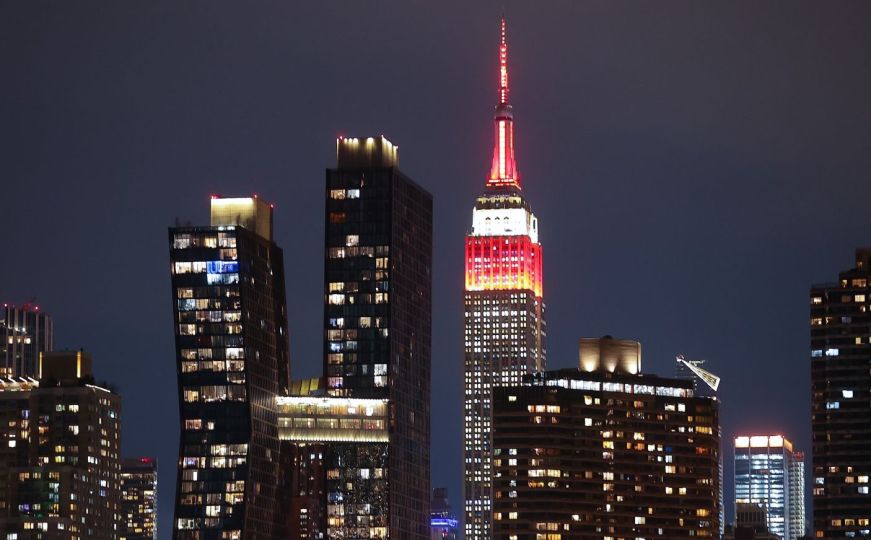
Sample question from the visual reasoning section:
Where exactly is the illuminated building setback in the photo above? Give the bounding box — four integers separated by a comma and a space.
277, 390, 389, 540
734, 435, 806, 540
490, 341, 721, 539
810, 248, 871, 538
168, 196, 290, 539
463, 17, 546, 540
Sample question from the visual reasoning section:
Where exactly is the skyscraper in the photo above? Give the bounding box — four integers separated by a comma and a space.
323, 135, 432, 538
0, 350, 122, 539
463, 18, 546, 539
1, 303, 53, 378
168, 196, 290, 539
120, 457, 158, 540
490, 337, 721, 538
734, 435, 806, 540
810, 248, 871, 538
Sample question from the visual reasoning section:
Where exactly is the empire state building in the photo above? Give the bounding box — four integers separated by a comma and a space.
463, 17, 546, 539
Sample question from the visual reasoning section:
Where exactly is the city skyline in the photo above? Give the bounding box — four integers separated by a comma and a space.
4, 2, 871, 538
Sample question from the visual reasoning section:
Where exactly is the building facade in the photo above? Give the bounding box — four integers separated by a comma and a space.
724, 503, 781, 540
277, 391, 389, 539
120, 457, 158, 540
0, 351, 122, 539
490, 339, 721, 539
1, 303, 53, 378
464, 18, 546, 539
323, 135, 432, 539
168, 196, 290, 539
734, 435, 806, 540
810, 249, 871, 538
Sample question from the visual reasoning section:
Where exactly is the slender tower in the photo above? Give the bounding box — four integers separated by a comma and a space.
463, 18, 546, 539
168, 197, 289, 539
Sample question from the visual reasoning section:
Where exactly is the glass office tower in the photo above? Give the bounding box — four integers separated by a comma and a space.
168, 196, 289, 539
463, 18, 546, 540
810, 249, 871, 538
324, 136, 432, 539
734, 435, 806, 540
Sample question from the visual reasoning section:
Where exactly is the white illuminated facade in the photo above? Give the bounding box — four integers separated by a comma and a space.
470, 194, 539, 243
734, 435, 806, 540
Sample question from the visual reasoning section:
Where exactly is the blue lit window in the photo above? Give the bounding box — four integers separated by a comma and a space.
825, 348, 839, 357
207, 261, 239, 274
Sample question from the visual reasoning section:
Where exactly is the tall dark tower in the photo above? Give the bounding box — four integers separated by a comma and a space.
324, 135, 433, 539
463, 18, 546, 540
168, 196, 289, 540
810, 248, 871, 538
1, 303, 53, 378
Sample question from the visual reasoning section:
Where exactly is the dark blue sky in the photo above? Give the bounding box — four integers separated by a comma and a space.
3, 2, 871, 537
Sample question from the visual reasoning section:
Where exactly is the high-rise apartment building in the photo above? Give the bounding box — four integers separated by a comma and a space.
1, 303, 53, 378
278, 389, 389, 539
168, 196, 290, 539
490, 337, 721, 538
121, 457, 158, 540
463, 18, 546, 539
675, 354, 724, 537
810, 248, 871, 538
277, 378, 327, 540
734, 435, 806, 540
324, 135, 432, 538
0, 350, 122, 539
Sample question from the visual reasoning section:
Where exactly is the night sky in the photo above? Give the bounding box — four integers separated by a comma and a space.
3, 2, 871, 537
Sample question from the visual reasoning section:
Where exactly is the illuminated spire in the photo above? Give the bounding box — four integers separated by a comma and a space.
498, 17, 509, 106
487, 16, 519, 190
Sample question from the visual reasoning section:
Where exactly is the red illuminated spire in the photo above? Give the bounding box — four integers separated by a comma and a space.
487, 17, 519, 190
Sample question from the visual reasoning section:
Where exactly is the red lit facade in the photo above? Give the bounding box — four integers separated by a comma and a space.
463, 17, 546, 540
465, 235, 543, 299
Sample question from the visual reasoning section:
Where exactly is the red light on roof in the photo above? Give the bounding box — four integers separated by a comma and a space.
210, 194, 219, 200
140, 457, 153, 463
270, 204, 275, 209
